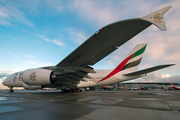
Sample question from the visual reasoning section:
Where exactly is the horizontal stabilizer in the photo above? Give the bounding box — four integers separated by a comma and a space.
123, 64, 175, 76
141, 6, 171, 31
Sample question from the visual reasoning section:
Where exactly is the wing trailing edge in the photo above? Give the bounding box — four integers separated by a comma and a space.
141, 6, 172, 31
123, 64, 175, 76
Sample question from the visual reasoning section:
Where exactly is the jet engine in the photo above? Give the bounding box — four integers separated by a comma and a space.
22, 69, 56, 85
23, 82, 44, 90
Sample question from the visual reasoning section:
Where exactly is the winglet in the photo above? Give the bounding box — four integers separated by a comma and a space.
141, 6, 172, 31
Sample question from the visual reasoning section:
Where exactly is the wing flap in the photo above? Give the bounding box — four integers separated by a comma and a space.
123, 64, 175, 76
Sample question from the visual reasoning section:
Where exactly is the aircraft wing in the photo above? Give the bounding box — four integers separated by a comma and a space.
57, 19, 151, 67
123, 64, 175, 76
56, 6, 171, 68
42, 6, 171, 88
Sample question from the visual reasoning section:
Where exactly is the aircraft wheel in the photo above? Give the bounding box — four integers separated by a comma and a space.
62, 89, 66, 93
70, 89, 74, 92
8, 89, 14, 93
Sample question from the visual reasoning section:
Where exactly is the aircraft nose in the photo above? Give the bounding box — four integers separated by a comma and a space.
2, 79, 8, 86
2, 80, 6, 85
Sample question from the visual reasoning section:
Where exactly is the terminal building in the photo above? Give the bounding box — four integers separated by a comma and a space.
89, 83, 180, 91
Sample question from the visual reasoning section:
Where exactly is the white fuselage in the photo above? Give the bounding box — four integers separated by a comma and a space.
2, 68, 144, 89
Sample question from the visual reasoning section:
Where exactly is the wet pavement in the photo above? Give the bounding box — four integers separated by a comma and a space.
0, 90, 180, 120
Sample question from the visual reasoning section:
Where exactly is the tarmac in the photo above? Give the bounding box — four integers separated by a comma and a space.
0, 90, 180, 120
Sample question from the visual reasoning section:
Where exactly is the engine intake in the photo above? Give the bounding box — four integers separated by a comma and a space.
22, 69, 56, 85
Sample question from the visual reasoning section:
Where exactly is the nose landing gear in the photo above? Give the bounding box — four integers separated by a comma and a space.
8, 87, 14, 93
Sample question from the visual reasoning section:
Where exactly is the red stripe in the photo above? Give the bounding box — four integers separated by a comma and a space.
98, 53, 134, 83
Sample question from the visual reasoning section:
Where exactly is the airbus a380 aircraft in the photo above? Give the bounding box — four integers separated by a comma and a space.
3, 6, 174, 93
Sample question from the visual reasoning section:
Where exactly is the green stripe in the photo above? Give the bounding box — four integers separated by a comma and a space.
130, 44, 147, 59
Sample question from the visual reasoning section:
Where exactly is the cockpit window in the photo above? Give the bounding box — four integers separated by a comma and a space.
19, 73, 22, 79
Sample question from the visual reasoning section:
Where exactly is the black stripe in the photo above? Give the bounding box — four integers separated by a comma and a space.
121, 58, 142, 71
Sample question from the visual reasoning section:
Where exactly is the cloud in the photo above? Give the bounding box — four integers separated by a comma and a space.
0, 73, 10, 79
45, 0, 65, 12
0, 4, 33, 27
0, 18, 10, 26
0, 34, 20, 41
22, 60, 36, 65
71, 1, 118, 26
66, 28, 88, 45
22, 59, 53, 67
36, 34, 65, 46
127, 73, 180, 83
38, 63, 53, 67
43, 0, 153, 27
27, 55, 35, 58
0, 73, 10, 89
0, 70, 14, 74
66, 0, 160, 27
106, 60, 115, 66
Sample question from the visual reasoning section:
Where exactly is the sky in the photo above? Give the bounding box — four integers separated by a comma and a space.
0, 0, 180, 89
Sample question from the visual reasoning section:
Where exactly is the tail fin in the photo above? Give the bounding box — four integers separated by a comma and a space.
98, 43, 147, 82
141, 6, 172, 31
121, 43, 147, 72
140, 85, 144, 90
171, 83, 174, 87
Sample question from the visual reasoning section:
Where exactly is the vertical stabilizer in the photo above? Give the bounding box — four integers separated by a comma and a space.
121, 43, 147, 72
141, 6, 172, 31
98, 43, 147, 82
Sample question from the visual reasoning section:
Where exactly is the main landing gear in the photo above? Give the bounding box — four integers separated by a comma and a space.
61, 88, 82, 93
8, 87, 14, 93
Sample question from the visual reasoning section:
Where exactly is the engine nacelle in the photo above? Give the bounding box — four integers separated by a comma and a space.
22, 69, 56, 85
23, 82, 44, 90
